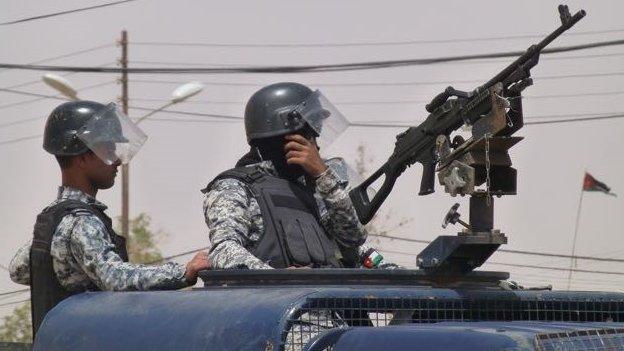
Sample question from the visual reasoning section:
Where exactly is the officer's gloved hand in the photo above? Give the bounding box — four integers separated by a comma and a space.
184, 251, 210, 284
284, 134, 328, 178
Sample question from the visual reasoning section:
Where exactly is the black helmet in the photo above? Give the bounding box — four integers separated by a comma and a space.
43, 100, 108, 156
43, 101, 145, 165
244, 82, 319, 145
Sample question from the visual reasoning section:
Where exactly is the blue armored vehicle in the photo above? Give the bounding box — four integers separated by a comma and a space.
33, 4, 624, 351
34, 270, 624, 350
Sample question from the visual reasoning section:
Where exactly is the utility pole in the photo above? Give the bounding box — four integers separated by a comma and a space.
119, 30, 130, 237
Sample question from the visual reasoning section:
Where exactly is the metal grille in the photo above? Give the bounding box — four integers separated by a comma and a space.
536, 328, 624, 351
283, 297, 624, 351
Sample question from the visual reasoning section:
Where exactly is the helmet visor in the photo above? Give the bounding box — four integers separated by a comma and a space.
296, 90, 349, 148
76, 103, 147, 165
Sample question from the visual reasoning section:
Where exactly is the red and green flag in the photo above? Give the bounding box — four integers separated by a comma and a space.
583, 172, 616, 196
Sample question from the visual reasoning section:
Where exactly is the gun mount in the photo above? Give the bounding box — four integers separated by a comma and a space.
348, 5, 586, 276
417, 85, 521, 274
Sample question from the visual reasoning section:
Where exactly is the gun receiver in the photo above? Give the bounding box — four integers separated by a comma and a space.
349, 5, 585, 224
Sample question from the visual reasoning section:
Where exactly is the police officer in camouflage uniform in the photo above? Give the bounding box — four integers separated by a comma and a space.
202, 82, 369, 269
9, 101, 210, 335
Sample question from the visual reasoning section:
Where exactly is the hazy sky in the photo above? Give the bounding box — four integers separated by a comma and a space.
1, 0, 623, 316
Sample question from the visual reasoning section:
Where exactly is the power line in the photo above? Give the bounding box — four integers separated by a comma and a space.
134, 108, 624, 127
0, 245, 208, 299
0, 134, 42, 146
379, 247, 624, 276
3, 61, 117, 91
0, 45, 115, 78
130, 28, 624, 48
1, 39, 622, 74
128, 52, 624, 73
487, 262, 624, 276
146, 247, 210, 265
129, 90, 624, 106
0, 88, 70, 100
370, 234, 624, 263
129, 106, 243, 120
0, 246, 209, 299
0, 288, 29, 298
146, 117, 241, 125
355, 112, 624, 124
0, 299, 29, 308
525, 113, 624, 125
0, 116, 46, 128
2, 87, 623, 133
349, 113, 624, 128
0, 80, 117, 110
130, 70, 624, 88
0, 1, 141, 26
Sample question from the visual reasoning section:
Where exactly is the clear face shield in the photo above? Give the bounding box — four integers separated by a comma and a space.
292, 90, 349, 148
76, 103, 147, 165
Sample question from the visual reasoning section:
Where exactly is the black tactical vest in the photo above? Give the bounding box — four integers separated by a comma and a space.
204, 166, 344, 268
30, 199, 128, 336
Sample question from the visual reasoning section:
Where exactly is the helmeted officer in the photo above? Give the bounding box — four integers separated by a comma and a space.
9, 101, 210, 335
202, 82, 368, 269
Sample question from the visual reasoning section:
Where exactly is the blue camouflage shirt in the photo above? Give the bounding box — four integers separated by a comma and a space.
203, 160, 370, 269
9, 186, 189, 291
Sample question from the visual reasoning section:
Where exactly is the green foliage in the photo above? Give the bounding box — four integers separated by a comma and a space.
0, 213, 164, 343
0, 301, 32, 343
124, 213, 165, 264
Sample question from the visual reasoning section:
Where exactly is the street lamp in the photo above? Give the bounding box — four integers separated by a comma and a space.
42, 73, 78, 100
42, 74, 204, 237
135, 81, 204, 123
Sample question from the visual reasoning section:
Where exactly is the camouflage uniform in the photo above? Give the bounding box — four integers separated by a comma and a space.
9, 186, 189, 291
203, 160, 369, 269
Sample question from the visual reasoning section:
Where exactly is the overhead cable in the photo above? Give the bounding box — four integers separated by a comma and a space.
0, 80, 117, 110
129, 90, 624, 106
380, 247, 624, 276
0, 1, 140, 26
370, 234, 624, 263
130, 70, 624, 88
0, 299, 30, 308
0, 288, 29, 297
0, 39, 622, 74
130, 27, 624, 48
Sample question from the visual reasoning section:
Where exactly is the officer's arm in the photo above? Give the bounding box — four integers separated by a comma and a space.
203, 179, 272, 269
316, 166, 368, 247
68, 214, 190, 291
9, 241, 32, 285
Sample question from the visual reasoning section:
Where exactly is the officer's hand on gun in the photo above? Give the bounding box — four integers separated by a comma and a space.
184, 251, 210, 284
284, 134, 328, 178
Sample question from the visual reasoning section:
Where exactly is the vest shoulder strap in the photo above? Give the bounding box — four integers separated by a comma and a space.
202, 166, 265, 194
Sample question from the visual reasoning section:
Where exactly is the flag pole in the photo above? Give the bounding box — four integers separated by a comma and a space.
566, 173, 585, 290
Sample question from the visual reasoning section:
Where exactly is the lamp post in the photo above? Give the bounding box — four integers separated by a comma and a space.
42, 73, 204, 237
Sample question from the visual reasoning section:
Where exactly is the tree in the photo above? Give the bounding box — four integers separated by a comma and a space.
0, 302, 31, 343
0, 213, 164, 343
123, 213, 165, 264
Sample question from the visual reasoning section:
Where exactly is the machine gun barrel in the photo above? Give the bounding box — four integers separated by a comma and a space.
480, 5, 586, 91
349, 5, 585, 225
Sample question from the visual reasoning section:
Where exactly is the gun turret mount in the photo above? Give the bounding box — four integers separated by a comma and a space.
418, 194, 508, 275
418, 87, 516, 275
442, 203, 469, 229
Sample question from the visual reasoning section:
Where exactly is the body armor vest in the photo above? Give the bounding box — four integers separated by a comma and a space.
205, 166, 344, 269
30, 199, 128, 336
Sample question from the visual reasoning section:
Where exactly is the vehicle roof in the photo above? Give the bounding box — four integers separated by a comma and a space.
34, 285, 624, 351
304, 322, 624, 351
